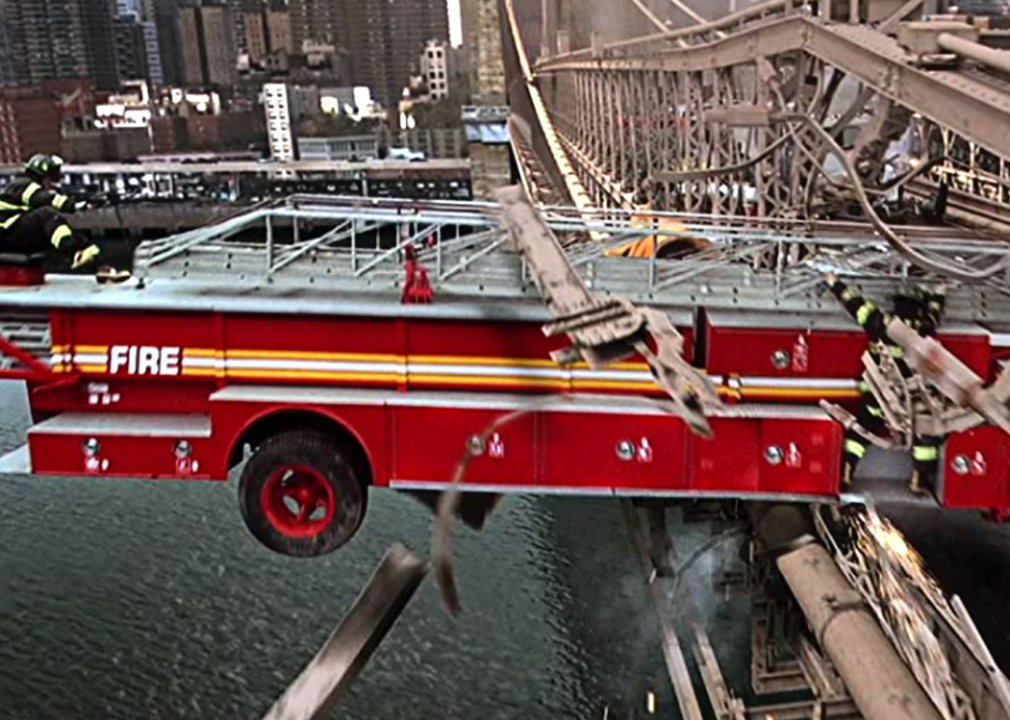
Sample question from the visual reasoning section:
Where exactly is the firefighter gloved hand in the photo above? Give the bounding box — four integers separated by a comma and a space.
72, 245, 101, 269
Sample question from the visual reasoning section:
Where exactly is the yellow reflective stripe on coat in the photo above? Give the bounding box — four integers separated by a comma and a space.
841, 287, 858, 301
0, 212, 22, 229
856, 302, 876, 326
913, 446, 939, 462
0, 199, 22, 212
21, 183, 41, 206
53, 194, 69, 210
887, 344, 904, 359
867, 404, 884, 418
51, 224, 73, 248
844, 439, 867, 458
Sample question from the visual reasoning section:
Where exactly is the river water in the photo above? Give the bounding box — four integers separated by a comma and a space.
0, 380, 754, 719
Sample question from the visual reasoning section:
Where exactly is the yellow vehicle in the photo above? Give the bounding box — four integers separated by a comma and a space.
607, 204, 710, 259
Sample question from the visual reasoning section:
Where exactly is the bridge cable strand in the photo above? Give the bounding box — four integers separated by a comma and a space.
627, 0, 673, 33
784, 113, 1010, 281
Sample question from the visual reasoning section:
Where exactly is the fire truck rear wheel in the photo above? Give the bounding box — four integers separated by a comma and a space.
238, 431, 366, 557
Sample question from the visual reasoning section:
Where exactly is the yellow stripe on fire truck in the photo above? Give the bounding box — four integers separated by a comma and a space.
44, 345, 859, 398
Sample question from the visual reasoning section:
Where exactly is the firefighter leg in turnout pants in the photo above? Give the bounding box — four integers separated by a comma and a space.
907, 289, 947, 495
841, 379, 888, 486
829, 275, 948, 495
910, 435, 942, 495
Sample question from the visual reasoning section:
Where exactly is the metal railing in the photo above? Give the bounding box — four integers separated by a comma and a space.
130, 194, 1010, 319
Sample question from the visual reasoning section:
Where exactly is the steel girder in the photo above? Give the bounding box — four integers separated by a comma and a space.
521, 10, 1010, 229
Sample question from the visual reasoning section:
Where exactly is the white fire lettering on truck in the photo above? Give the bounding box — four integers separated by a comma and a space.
109, 346, 181, 376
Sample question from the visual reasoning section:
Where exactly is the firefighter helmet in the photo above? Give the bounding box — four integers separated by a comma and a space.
25, 154, 64, 183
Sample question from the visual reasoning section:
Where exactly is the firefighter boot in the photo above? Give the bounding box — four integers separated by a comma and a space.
908, 470, 929, 496
842, 460, 854, 488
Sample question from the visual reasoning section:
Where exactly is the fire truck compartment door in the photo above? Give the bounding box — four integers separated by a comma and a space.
391, 406, 536, 488
538, 409, 686, 491
939, 426, 1010, 511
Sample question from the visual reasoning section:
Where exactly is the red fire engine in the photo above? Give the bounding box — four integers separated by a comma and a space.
1, 195, 1007, 556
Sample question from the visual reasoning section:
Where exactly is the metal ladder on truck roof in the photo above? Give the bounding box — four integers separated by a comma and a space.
130, 193, 1010, 321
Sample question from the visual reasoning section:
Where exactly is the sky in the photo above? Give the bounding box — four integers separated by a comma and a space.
449, 0, 463, 46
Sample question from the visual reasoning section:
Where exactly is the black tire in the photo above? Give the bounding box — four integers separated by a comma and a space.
238, 431, 367, 557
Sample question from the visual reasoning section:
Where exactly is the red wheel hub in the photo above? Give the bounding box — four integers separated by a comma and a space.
260, 465, 336, 538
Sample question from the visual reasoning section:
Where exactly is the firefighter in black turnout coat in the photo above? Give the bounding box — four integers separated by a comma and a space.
0, 154, 104, 270
826, 273, 946, 494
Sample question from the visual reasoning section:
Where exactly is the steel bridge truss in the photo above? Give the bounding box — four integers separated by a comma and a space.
506, 0, 1010, 252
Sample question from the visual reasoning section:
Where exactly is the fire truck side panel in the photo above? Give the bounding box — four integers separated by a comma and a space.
687, 419, 761, 492
31, 380, 216, 415
46, 309, 692, 397
223, 314, 402, 357
705, 312, 991, 403
391, 407, 536, 487
938, 332, 992, 379
706, 327, 865, 379
757, 419, 841, 496
407, 318, 568, 363
938, 426, 1010, 514
58, 309, 218, 355
537, 412, 687, 491
27, 413, 214, 480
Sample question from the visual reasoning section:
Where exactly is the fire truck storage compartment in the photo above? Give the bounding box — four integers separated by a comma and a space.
939, 425, 1010, 514
27, 413, 213, 479
703, 310, 992, 391
537, 404, 687, 491
392, 401, 536, 487
704, 310, 868, 380
686, 406, 841, 497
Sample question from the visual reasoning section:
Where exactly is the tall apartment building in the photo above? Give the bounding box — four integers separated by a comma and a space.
228, 0, 260, 53
4, 0, 121, 90
346, 0, 449, 108
263, 82, 295, 161
140, 19, 164, 84
245, 11, 268, 63
114, 14, 150, 82
6, 0, 91, 86
0, 1, 14, 85
245, 2, 292, 64
459, 0, 478, 96
421, 40, 454, 101
81, 0, 122, 90
288, 0, 347, 51
179, 3, 238, 87
117, 0, 164, 83
153, 0, 183, 85
266, 6, 293, 55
